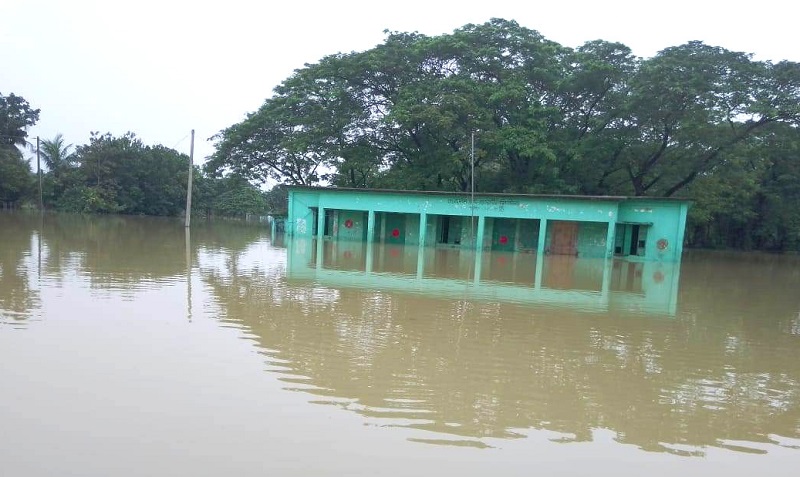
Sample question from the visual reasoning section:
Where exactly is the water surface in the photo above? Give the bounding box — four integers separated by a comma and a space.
1, 213, 799, 476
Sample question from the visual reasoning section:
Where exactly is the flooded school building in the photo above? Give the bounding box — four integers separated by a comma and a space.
286, 187, 690, 261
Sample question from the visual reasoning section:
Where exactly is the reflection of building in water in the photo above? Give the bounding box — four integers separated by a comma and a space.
202, 242, 800, 455
287, 238, 681, 315
287, 187, 690, 261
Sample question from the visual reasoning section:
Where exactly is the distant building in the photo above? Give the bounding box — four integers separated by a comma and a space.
286, 187, 690, 261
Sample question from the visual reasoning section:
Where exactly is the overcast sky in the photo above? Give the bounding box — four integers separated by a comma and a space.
3, 0, 798, 164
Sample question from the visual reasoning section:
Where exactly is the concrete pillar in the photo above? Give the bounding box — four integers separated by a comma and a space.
473, 249, 483, 286
475, 215, 485, 250
537, 219, 547, 255
365, 242, 374, 274
415, 212, 428, 280
332, 210, 339, 238
534, 254, 544, 289
669, 261, 682, 315
315, 236, 323, 271
601, 257, 612, 299
367, 210, 375, 243
605, 219, 617, 258
418, 212, 428, 246
380, 212, 387, 244
473, 215, 486, 285
675, 203, 689, 259
315, 207, 325, 271
317, 207, 326, 239
416, 243, 425, 280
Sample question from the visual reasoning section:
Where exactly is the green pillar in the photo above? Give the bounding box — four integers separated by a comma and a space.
315, 236, 323, 271
473, 249, 483, 286
669, 261, 682, 315
366, 242, 374, 274
367, 210, 376, 242
416, 212, 428, 280
534, 254, 544, 289
315, 207, 325, 271
475, 215, 485, 250
418, 212, 427, 246
601, 257, 612, 300
537, 219, 547, 255
317, 207, 326, 239
416, 243, 425, 280
605, 219, 616, 259
380, 212, 387, 244
675, 203, 689, 259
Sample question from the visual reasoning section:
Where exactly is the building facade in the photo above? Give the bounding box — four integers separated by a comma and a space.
287, 187, 690, 261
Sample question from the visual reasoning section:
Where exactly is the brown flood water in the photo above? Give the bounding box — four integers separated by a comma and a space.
1, 212, 799, 476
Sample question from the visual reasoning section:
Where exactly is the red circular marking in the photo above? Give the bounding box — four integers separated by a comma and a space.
497, 256, 506, 265
499, 235, 508, 245
653, 271, 665, 283
391, 228, 400, 238
656, 239, 668, 251
344, 219, 353, 228
390, 248, 399, 257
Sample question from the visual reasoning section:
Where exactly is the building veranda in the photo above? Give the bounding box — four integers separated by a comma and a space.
287, 187, 690, 262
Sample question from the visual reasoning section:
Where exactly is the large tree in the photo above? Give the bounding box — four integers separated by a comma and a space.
208, 20, 800, 250
58, 132, 190, 215
0, 93, 39, 205
0, 92, 39, 147
209, 20, 800, 199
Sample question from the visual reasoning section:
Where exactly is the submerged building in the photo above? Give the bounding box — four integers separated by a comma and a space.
287, 187, 690, 262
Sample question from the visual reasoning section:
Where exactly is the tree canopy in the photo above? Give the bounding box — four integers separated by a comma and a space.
0, 92, 39, 205
208, 19, 800, 250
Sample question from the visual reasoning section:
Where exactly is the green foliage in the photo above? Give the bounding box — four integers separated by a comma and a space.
36, 132, 268, 219
56, 185, 122, 214
210, 21, 799, 199
0, 92, 39, 206
6, 24, 800, 251
55, 132, 190, 215
263, 184, 288, 215
206, 18, 800, 250
193, 173, 268, 219
0, 146, 34, 204
684, 123, 800, 251
1, 92, 40, 147
211, 175, 267, 218
40, 133, 75, 172
0, 90, 272, 218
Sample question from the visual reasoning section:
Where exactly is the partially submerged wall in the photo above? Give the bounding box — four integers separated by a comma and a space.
287, 187, 689, 261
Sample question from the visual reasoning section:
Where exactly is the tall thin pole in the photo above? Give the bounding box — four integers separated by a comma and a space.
185, 226, 192, 322
470, 131, 475, 246
185, 129, 195, 228
37, 136, 42, 211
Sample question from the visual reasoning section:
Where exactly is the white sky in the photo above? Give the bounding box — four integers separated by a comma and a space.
2, 0, 798, 165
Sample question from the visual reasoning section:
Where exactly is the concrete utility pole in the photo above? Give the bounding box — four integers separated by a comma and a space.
470, 131, 475, 246
185, 129, 195, 228
37, 136, 42, 211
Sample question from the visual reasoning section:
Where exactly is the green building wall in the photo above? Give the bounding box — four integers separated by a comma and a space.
287, 187, 690, 262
